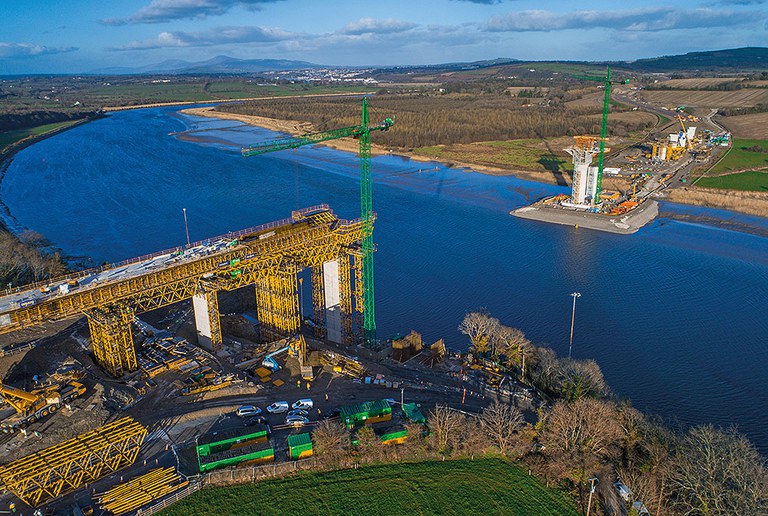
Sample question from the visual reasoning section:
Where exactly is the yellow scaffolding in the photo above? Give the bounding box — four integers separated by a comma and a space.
310, 265, 327, 339
86, 306, 137, 377
350, 249, 364, 345
338, 254, 353, 346
0, 416, 147, 507
255, 266, 301, 343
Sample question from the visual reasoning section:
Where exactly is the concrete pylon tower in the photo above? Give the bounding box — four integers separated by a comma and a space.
565, 136, 600, 207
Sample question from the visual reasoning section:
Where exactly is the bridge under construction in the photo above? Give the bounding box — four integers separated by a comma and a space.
0, 205, 369, 376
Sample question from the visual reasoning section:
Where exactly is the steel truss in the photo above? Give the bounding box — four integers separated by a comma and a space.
0, 416, 147, 507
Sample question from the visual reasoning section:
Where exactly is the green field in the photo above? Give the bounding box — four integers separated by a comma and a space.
0, 120, 80, 152
695, 170, 768, 191
415, 139, 572, 173
711, 138, 768, 173
160, 459, 578, 516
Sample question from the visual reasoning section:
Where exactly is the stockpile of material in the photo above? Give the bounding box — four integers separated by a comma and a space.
97, 467, 187, 515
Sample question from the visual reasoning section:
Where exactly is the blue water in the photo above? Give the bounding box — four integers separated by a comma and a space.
3, 106, 768, 452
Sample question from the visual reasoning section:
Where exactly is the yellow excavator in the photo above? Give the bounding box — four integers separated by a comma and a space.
0, 378, 85, 432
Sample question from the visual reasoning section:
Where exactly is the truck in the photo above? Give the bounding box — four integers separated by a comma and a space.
0, 379, 86, 432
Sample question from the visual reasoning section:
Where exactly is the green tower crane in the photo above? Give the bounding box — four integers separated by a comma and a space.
576, 67, 630, 203
241, 98, 393, 346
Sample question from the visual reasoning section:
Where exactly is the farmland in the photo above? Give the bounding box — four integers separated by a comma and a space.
695, 171, 768, 191
0, 120, 81, 153
710, 139, 768, 174
654, 77, 745, 89
160, 458, 579, 516
720, 112, 768, 139
640, 89, 768, 109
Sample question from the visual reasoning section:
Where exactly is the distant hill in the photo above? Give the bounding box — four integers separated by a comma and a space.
90, 56, 324, 75
623, 47, 768, 72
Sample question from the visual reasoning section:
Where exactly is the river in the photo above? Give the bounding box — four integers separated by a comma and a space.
2, 106, 768, 453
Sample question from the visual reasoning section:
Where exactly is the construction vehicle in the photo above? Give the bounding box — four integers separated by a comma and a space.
260, 336, 313, 380
0, 378, 86, 432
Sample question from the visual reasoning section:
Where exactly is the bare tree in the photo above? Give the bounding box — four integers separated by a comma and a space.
670, 425, 768, 516
312, 419, 349, 464
458, 311, 498, 355
427, 404, 464, 455
560, 359, 609, 401
493, 325, 531, 368
480, 401, 525, 456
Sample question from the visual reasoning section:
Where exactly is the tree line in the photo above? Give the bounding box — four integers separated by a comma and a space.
216, 93, 655, 149
309, 311, 767, 516
0, 230, 66, 289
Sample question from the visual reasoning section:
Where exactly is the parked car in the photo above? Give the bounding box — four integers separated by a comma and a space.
285, 415, 310, 426
291, 398, 313, 410
613, 481, 632, 502
266, 401, 290, 414
242, 416, 268, 427
236, 405, 262, 417
632, 501, 650, 516
287, 409, 309, 417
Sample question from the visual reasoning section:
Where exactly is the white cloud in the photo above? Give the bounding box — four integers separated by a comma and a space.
102, 0, 287, 25
0, 42, 77, 58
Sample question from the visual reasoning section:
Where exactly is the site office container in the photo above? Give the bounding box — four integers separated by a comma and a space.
379, 428, 408, 446
287, 432, 313, 460
196, 424, 269, 457
339, 400, 392, 429
198, 441, 274, 473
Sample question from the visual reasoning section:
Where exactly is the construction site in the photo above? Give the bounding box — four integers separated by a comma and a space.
511, 69, 733, 233
0, 100, 535, 515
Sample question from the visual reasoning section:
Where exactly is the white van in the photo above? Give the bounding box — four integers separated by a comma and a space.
292, 398, 313, 410
266, 401, 290, 414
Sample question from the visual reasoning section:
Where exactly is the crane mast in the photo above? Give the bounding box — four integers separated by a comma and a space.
575, 67, 630, 203
242, 98, 393, 346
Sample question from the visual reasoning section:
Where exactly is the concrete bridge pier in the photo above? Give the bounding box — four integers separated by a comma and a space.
192, 289, 223, 352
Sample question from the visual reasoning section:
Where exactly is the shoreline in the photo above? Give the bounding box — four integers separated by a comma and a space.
183, 106, 768, 217
180, 106, 568, 186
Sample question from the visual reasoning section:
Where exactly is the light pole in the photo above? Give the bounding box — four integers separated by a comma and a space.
586, 477, 599, 516
182, 208, 191, 247
569, 292, 581, 359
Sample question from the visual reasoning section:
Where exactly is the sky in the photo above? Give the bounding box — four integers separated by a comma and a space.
0, 0, 766, 74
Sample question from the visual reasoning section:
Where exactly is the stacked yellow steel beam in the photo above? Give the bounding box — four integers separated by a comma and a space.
97, 467, 187, 515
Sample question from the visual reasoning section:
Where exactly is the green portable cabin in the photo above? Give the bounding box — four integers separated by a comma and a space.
287, 432, 313, 459
402, 403, 426, 424
196, 424, 269, 457
379, 428, 408, 445
198, 440, 274, 472
339, 400, 392, 429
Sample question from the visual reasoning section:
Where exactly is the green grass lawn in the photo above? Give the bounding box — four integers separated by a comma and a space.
695, 170, 768, 191
160, 458, 578, 516
0, 120, 80, 152
711, 138, 768, 173
415, 139, 572, 173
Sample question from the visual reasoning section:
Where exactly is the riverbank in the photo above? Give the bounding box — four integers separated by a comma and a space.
187, 105, 768, 219
180, 107, 568, 186
104, 92, 370, 112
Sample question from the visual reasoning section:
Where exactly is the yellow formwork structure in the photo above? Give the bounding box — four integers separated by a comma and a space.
350, 249, 365, 344
255, 266, 301, 342
86, 306, 137, 377
0, 206, 368, 375
337, 254, 354, 345
310, 265, 326, 339
96, 466, 187, 516
0, 416, 147, 507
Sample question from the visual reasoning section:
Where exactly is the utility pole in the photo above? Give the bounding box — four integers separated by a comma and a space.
182, 208, 191, 247
569, 292, 581, 358
586, 477, 599, 516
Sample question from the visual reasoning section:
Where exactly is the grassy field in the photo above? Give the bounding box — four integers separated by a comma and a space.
0, 120, 80, 152
160, 459, 579, 516
414, 138, 573, 173
710, 139, 768, 173
695, 171, 768, 191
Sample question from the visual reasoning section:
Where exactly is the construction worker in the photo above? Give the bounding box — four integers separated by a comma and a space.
325, 393, 329, 401
306, 382, 310, 391
297, 379, 301, 388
